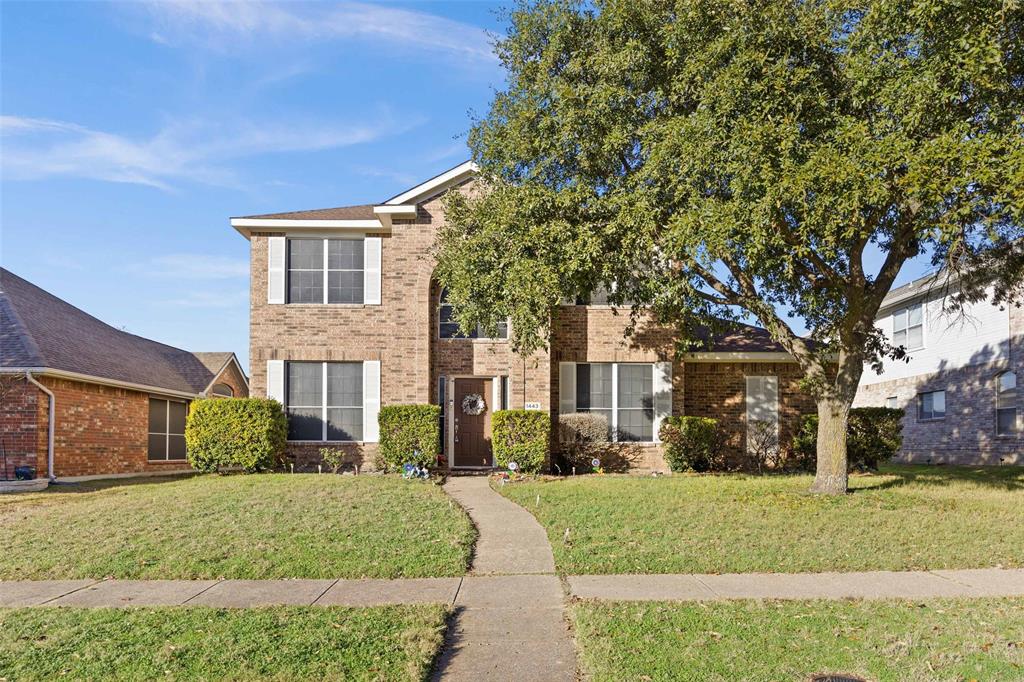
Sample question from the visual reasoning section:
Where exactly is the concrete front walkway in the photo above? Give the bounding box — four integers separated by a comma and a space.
434, 476, 575, 682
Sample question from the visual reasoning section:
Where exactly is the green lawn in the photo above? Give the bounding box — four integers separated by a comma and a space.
0, 474, 474, 580
499, 465, 1024, 574
572, 598, 1024, 682
0, 605, 447, 681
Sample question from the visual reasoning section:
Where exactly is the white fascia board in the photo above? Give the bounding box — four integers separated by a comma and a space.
231, 218, 384, 229
684, 352, 796, 362
373, 205, 418, 217
4, 367, 199, 399
384, 160, 478, 205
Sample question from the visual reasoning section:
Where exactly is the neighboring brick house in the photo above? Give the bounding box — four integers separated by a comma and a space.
855, 274, 1022, 464
0, 269, 249, 481
233, 161, 815, 472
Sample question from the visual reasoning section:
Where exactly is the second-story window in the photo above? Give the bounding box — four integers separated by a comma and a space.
893, 302, 924, 350
439, 288, 508, 339
287, 238, 364, 304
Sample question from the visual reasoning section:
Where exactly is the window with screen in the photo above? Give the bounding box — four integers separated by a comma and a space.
148, 398, 188, 461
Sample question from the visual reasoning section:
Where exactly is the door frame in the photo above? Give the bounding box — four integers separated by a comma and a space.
445, 374, 502, 469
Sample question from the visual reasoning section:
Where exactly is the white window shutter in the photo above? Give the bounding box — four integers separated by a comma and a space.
266, 360, 285, 403
362, 360, 381, 442
558, 362, 576, 414
652, 361, 672, 443
267, 237, 286, 304
363, 237, 382, 305
492, 376, 502, 413
745, 376, 779, 454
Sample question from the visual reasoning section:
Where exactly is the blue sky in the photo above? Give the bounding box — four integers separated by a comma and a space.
2, 1, 933, 374
2, 1, 507, 372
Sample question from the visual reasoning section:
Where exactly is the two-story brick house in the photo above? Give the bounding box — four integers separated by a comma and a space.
855, 274, 1023, 464
233, 161, 816, 472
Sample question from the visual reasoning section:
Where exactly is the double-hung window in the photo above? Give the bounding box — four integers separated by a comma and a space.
148, 398, 188, 461
996, 371, 1018, 435
287, 238, 364, 304
918, 390, 945, 421
573, 363, 655, 442
438, 288, 508, 339
286, 361, 363, 441
893, 303, 924, 350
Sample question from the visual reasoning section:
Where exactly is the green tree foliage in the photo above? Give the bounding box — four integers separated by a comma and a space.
436, 0, 1023, 493
185, 398, 287, 473
492, 409, 551, 473
792, 407, 905, 471
377, 405, 441, 471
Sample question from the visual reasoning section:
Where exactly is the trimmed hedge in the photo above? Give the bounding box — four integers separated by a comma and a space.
185, 398, 287, 473
492, 409, 550, 474
377, 404, 441, 471
658, 416, 722, 472
791, 407, 904, 471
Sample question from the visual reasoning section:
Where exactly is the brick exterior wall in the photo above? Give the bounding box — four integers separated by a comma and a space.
0, 377, 44, 479
854, 306, 1023, 464
685, 362, 817, 466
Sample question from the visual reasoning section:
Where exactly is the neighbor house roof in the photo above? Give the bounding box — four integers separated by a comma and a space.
0, 268, 243, 396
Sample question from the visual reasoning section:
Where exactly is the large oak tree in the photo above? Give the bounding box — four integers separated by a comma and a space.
436, 0, 1024, 493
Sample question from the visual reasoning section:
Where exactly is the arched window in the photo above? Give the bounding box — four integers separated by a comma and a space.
996, 371, 1017, 435
211, 383, 234, 398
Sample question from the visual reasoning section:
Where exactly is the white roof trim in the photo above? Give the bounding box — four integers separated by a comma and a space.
684, 352, 796, 362
1, 367, 200, 399
384, 160, 477, 205
231, 218, 383, 229
201, 353, 250, 396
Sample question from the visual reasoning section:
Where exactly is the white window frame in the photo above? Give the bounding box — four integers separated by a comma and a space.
885, 396, 898, 409
287, 237, 365, 305
147, 397, 189, 462
286, 361, 364, 442
572, 362, 657, 443
892, 302, 924, 350
918, 389, 946, 421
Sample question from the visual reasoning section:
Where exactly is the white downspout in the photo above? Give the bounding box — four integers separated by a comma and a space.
25, 372, 55, 481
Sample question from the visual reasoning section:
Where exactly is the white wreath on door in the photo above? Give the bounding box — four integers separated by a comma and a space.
461, 393, 486, 416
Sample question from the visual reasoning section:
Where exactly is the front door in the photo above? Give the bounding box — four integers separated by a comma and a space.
453, 378, 493, 468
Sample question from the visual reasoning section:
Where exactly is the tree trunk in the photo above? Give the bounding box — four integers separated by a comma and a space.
809, 396, 850, 494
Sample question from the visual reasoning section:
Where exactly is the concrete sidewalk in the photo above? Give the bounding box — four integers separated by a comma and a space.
4, 568, 1023, 609
568, 567, 1024, 602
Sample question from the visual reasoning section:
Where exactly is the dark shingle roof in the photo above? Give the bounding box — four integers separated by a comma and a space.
0, 268, 232, 395
691, 321, 811, 354
236, 204, 377, 220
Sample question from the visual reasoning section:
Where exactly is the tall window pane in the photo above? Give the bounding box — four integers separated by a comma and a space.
997, 371, 1018, 435
287, 362, 324, 440
438, 288, 508, 339
894, 303, 924, 350
918, 390, 946, 420
617, 364, 653, 441
326, 362, 363, 441
288, 240, 324, 303
576, 363, 613, 436
327, 240, 364, 303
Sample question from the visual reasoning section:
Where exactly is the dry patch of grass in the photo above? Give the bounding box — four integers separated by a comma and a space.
0, 474, 475, 580
572, 598, 1024, 682
0, 604, 448, 681
499, 465, 1024, 574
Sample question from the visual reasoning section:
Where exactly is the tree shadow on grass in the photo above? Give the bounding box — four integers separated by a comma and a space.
852, 464, 1024, 493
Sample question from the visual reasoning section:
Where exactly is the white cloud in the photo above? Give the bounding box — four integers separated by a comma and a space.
140, 0, 496, 61
132, 254, 250, 280
1, 110, 422, 190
